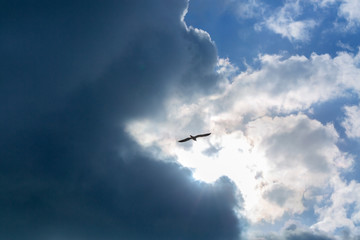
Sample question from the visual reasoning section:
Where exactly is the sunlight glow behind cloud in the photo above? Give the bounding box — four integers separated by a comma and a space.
127, 48, 359, 233
124, 1, 360, 238
4, 0, 360, 239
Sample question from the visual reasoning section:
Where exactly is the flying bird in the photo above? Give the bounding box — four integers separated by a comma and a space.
178, 133, 211, 142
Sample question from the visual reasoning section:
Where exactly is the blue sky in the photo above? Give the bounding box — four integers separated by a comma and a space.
1, 0, 360, 239
186, 0, 360, 68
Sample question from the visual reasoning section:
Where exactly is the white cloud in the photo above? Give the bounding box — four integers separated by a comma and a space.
235, 0, 266, 19
342, 105, 360, 138
313, 176, 360, 235
338, 0, 360, 28
234, 0, 360, 40
310, 0, 360, 30
216, 57, 238, 78
244, 114, 350, 221
127, 112, 351, 223
266, 17, 317, 42
126, 50, 360, 231
264, 0, 317, 42
337, 40, 355, 51
218, 51, 360, 114
310, 0, 337, 7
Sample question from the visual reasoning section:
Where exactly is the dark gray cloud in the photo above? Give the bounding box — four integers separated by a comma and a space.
285, 231, 334, 240
0, 0, 243, 239
258, 226, 335, 240
264, 184, 295, 207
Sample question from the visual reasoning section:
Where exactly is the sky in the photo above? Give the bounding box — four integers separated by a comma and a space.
1, 0, 360, 240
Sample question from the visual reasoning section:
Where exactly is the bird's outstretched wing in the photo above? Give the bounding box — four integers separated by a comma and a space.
178, 137, 191, 142
194, 133, 211, 138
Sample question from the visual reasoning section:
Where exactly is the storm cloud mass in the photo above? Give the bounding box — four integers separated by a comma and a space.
0, 0, 243, 239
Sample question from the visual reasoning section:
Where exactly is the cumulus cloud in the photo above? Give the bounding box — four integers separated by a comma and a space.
0, 0, 245, 239
214, 51, 360, 115
245, 115, 351, 221
4, 0, 360, 239
123, 20, 360, 238
127, 51, 359, 225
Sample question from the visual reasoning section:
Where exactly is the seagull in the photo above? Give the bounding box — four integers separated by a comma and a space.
178, 133, 211, 142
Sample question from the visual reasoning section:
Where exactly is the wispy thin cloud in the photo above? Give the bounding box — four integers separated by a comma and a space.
338, 0, 360, 28
342, 105, 360, 138
264, 0, 317, 42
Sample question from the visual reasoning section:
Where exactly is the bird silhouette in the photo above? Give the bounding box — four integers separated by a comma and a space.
178, 133, 211, 142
